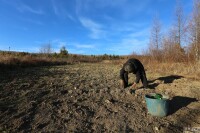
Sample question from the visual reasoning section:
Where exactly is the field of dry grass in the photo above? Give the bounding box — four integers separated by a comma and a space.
0, 52, 122, 69
145, 61, 200, 80
1, 51, 200, 78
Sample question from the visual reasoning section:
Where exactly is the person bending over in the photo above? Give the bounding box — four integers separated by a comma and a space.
120, 58, 148, 89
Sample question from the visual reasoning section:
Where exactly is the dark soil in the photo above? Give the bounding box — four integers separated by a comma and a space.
0, 63, 200, 133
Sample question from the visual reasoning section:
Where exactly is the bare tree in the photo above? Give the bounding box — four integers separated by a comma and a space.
174, 0, 187, 47
149, 14, 162, 60
150, 14, 162, 50
160, 0, 187, 62
189, 0, 200, 61
162, 29, 182, 62
40, 43, 53, 55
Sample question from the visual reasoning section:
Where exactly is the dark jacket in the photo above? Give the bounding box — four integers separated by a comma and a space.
120, 58, 148, 88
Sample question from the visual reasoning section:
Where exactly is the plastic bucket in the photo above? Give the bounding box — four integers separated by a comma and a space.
145, 93, 169, 117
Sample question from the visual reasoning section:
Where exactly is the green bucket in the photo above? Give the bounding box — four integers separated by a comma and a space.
145, 93, 169, 117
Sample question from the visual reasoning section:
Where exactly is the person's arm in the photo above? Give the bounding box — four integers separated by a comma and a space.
140, 71, 148, 88
120, 68, 128, 88
124, 72, 128, 88
129, 71, 140, 89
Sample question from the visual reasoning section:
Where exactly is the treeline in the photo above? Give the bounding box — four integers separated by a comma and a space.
0, 50, 123, 69
148, 0, 200, 63
0, 51, 121, 61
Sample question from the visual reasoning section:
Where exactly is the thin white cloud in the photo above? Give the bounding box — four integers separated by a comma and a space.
79, 17, 106, 39
124, 0, 151, 13
55, 40, 98, 54
75, 44, 95, 49
51, 0, 75, 21
1, 0, 44, 15
110, 22, 148, 33
51, 0, 59, 16
75, 0, 151, 19
68, 42, 96, 49
17, 3, 44, 15
67, 14, 75, 21
128, 28, 150, 38
107, 28, 150, 55
108, 38, 148, 55
75, 0, 129, 13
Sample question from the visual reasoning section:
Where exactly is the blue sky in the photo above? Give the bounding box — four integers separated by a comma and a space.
0, 0, 193, 55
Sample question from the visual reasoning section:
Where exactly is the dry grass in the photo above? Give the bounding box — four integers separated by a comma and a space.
1, 51, 200, 79
104, 56, 200, 80
0, 51, 120, 69
144, 61, 200, 80
0, 54, 70, 69
98, 55, 200, 80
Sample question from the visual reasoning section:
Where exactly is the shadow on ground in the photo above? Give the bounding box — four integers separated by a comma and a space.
164, 96, 199, 132
169, 96, 198, 115
156, 75, 184, 83
148, 75, 184, 89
